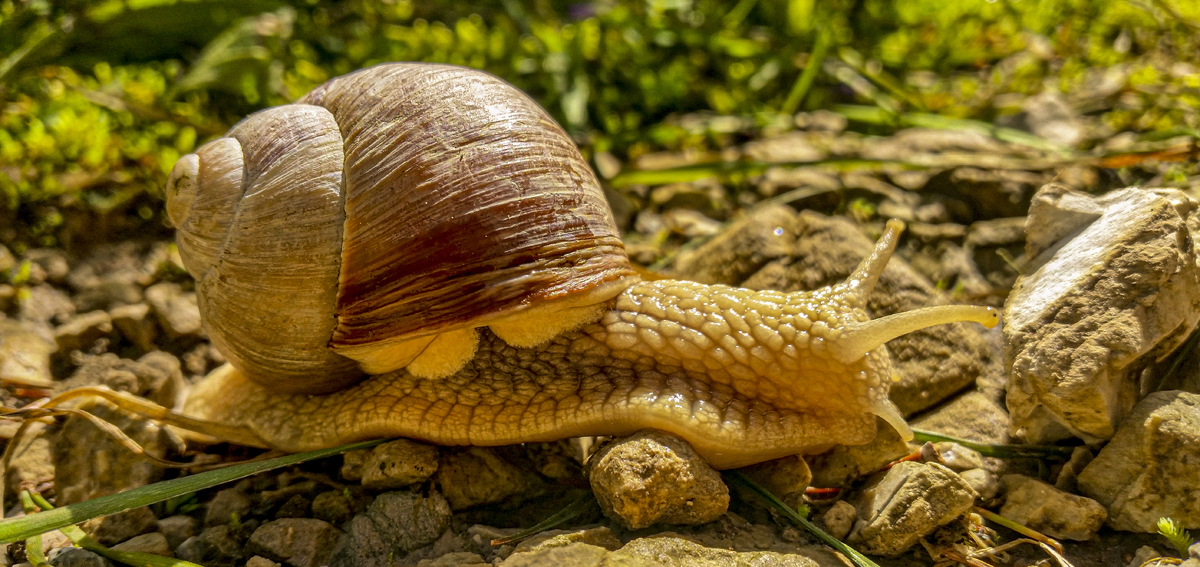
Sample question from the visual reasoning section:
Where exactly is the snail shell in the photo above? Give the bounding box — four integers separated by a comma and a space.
166, 63, 635, 394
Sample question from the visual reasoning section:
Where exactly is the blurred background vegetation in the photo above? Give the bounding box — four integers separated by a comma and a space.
1, 0, 1198, 250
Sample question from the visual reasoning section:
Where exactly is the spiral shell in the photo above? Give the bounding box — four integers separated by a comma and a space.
166, 63, 635, 393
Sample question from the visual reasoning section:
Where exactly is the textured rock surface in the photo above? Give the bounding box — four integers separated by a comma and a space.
246, 518, 342, 567
1000, 474, 1106, 540
433, 447, 541, 510
588, 430, 729, 529
847, 461, 978, 556
502, 537, 842, 567
360, 438, 439, 490
1077, 391, 1200, 532
1005, 185, 1200, 443
0, 317, 55, 386
329, 490, 452, 567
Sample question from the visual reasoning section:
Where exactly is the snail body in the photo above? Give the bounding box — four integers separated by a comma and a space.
169, 63, 998, 468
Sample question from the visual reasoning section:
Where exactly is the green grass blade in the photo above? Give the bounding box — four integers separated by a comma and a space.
28, 492, 204, 567
725, 470, 881, 567
910, 429, 1075, 460
18, 491, 50, 567
0, 439, 386, 544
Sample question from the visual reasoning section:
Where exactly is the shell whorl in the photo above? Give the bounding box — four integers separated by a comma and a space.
166, 63, 635, 393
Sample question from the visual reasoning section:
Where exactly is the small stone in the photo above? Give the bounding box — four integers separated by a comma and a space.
205, 487, 254, 527
144, 282, 203, 338
588, 430, 729, 529
175, 525, 243, 567
736, 455, 812, 503
416, 552, 489, 566
329, 490, 452, 567
312, 491, 354, 526
157, 514, 198, 550
46, 546, 114, 567
340, 449, 370, 482
136, 350, 185, 407
274, 494, 311, 519
819, 501, 856, 541
959, 469, 999, 500
110, 303, 158, 353
1126, 545, 1161, 567
246, 518, 342, 567
514, 526, 622, 553
662, 209, 723, 238
911, 391, 1011, 445
54, 310, 113, 353
807, 418, 910, 488
670, 204, 797, 285
246, 557, 283, 567
361, 439, 439, 490
1000, 474, 1107, 540
0, 318, 56, 386
434, 447, 540, 510
110, 532, 173, 556
72, 279, 143, 313
19, 284, 75, 325
933, 442, 986, 471
847, 462, 978, 556
24, 248, 69, 283
82, 506, 159, 546
1191, 542, 1200, 560
1077, 391, 1200, 532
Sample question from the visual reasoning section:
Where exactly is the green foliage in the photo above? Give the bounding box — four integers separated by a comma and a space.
1, 0, 1198, 247
1158, 517, 1195, 558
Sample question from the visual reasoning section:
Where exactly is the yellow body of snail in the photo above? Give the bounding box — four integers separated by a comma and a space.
168, 63, 998, 469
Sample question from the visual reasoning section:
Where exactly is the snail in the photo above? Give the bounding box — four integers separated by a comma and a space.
165, 63, 998, 469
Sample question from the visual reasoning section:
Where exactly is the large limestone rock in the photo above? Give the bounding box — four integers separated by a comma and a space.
1005, 185, 1200, 443
1077, 391, 1200, 532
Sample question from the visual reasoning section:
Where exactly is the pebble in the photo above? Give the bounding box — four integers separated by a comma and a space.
588, 430, 729, 529
513, 527, 623, 553
205, 487, 254, 527
433, 447, 541, 510
110, 532, 173, 556
340, 448, 370, 482
361, 438, 440, 490
999, 474, 1107, 540
246, 518, 342, 567
932, 442, 986, 471
175, 525, 244, 567
109, 303, 158, 353
847, 462, 978, 556
47, 547, 113, 567
82, 506, 159, 546
959, 468, 999, 500
246, 557, 283, 567
54, 309, 113, 353
144, 282, 203, 338
157, 514, 199, 550
328, 490, 452, 567
312, 490, 355, 526
818, 501, 857, 541
0, 318, 56, 386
